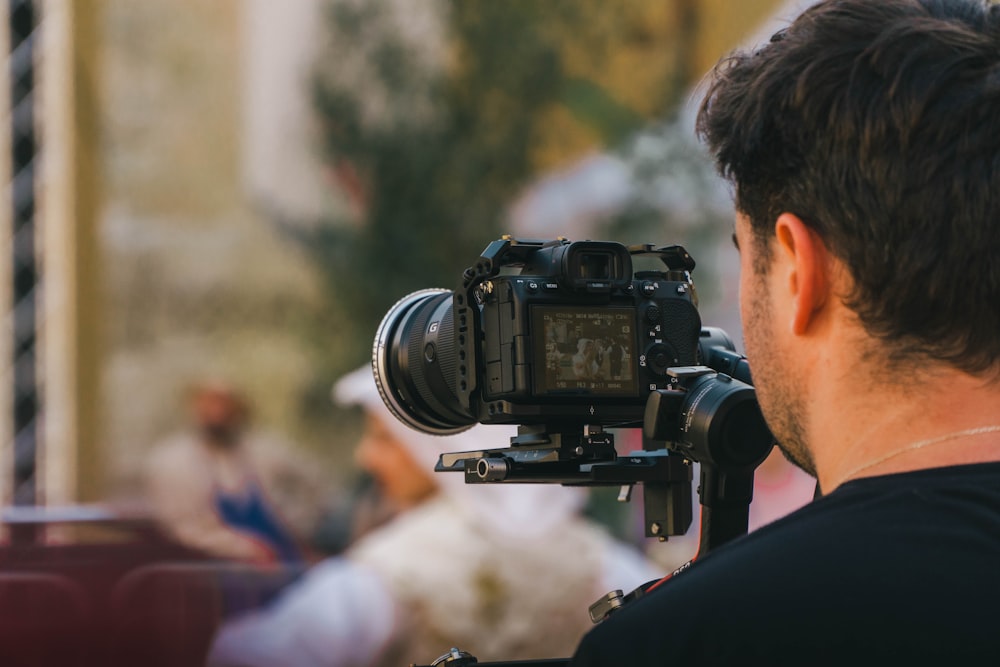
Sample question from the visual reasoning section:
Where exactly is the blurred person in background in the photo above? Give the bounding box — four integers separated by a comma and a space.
144, 381, 330, 564
207, 365, 661, 667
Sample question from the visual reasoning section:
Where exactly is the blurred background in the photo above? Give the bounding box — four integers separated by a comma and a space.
1, 0, 809, 515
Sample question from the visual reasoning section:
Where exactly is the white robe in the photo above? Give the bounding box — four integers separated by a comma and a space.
208, 493, 659, 667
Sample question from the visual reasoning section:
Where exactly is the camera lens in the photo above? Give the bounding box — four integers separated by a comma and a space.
676, 373, 774, 470
373, 289, 476, 435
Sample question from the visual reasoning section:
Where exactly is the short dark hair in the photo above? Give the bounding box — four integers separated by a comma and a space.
697, 0, 1000, 376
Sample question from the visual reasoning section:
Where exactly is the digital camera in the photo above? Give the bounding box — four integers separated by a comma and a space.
373, 236, 703, 435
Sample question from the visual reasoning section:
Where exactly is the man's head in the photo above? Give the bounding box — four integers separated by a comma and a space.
698, 0, 1000, 377
353, 411, 439, 510
191, 382, 249, 448
332, 365, 589, 532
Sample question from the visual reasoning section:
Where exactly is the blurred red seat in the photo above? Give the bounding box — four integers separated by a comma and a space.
110, 561, 304, 667
0, 572, 92, 667
0, 508, 303, 666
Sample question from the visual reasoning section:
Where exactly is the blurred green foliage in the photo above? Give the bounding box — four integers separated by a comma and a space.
301, 0, 695, 377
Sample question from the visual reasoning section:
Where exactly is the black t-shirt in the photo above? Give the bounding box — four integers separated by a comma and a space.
571, 463, 1000, 666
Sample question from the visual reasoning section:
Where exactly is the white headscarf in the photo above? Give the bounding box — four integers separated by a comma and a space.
333, 365, 587, 539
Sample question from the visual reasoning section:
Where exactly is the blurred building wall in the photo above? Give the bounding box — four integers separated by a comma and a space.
97, 0, 342, 498
4, 0, 347, 505
37, 1, 102, 505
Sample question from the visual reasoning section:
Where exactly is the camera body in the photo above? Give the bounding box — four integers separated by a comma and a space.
373, 236, 705, 435
456, 237, 702, 427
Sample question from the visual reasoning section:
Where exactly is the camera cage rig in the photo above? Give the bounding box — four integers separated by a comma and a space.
397, 237, 775, 667
434, 346, 773, 552
451, 236, 697, 423
444, 236, 771, 548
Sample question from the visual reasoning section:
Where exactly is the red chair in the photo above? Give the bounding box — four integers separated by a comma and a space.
0, 572, 92, 667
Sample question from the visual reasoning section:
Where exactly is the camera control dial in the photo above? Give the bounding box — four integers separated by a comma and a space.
644, 342, 679, 375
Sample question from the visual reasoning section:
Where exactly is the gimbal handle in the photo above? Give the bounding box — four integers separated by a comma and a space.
696, 463, 755, 556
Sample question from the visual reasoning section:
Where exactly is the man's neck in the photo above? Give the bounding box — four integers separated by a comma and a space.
810, 366, 1000, 493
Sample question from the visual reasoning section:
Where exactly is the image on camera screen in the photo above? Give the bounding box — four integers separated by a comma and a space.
532, 306, 637, 397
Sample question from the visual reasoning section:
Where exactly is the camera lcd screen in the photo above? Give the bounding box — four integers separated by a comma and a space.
532, 306, 637, 397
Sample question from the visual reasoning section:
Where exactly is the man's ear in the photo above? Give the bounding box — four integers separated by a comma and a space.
774, 213, 830, 335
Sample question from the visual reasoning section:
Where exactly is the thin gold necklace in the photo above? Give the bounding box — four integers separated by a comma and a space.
832, 424, 1000, 489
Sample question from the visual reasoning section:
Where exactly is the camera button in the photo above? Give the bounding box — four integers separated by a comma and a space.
527, 281, 539, 293
641, 281, 657, 297
645, 343, 676, 375
645, 305, 661, 324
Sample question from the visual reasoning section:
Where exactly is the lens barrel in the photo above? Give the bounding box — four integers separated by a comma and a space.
373, 289, 476, 435
678, 373, 773, 470
643, 371, 773, 469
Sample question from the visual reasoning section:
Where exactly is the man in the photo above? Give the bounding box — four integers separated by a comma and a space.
572, 0, 1000, 664
145, 381, 328, 563
209, 366, 659, 667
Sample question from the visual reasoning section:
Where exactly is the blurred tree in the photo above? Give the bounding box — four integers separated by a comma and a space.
301, 0, 696, 376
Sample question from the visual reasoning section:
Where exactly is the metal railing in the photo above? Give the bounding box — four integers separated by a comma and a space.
5, 0, 41, 514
